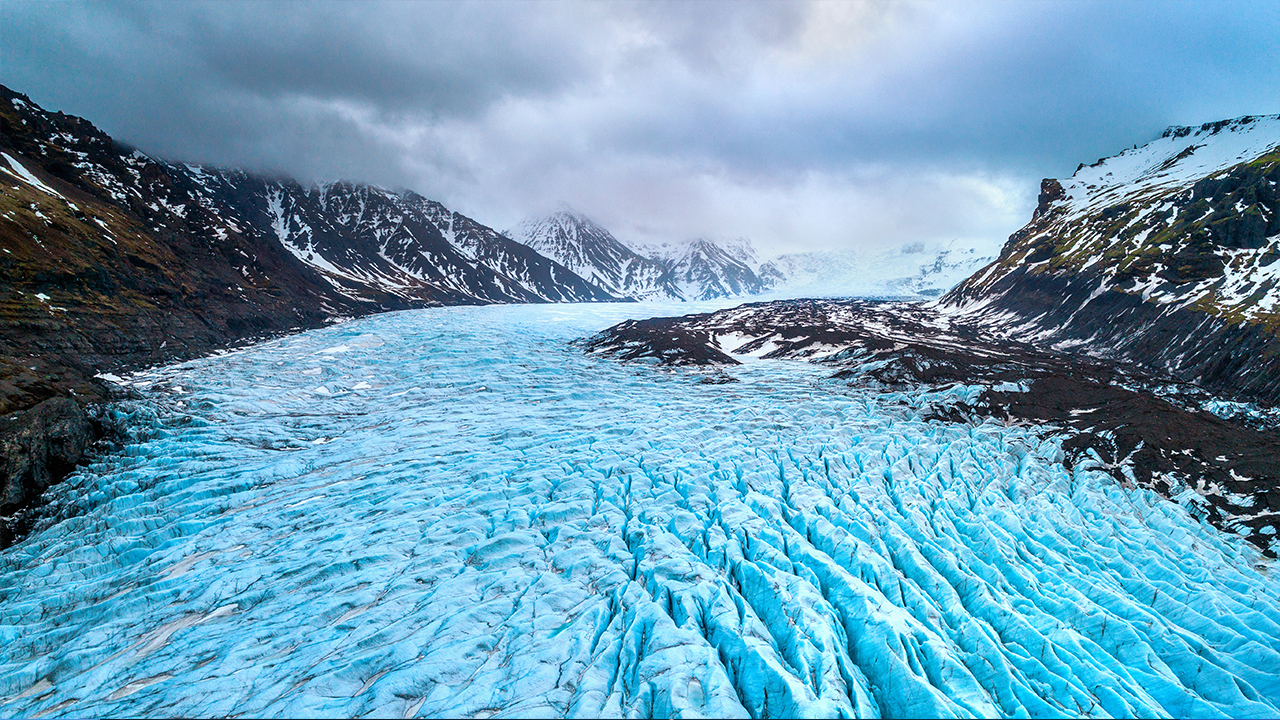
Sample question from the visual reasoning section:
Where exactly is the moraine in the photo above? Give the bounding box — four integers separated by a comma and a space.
1, 302, 1278, 718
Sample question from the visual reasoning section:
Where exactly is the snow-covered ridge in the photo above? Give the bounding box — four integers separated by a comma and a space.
1062, 114, 1280, 216
508, 209, 681, 300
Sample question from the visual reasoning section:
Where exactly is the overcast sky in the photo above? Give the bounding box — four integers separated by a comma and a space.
3, 0, 1277, 255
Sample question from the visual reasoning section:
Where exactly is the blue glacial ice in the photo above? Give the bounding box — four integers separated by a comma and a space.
1, 301, 1278, 718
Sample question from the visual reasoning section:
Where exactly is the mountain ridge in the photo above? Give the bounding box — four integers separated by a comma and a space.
0, 84, 616, 540
508, 209, 681, 300
941, 113, 1280, 404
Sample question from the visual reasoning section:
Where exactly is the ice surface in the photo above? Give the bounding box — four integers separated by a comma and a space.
1, 302, 1278, 718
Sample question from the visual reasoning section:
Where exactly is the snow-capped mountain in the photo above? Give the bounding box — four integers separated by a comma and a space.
942, 114, 1280, 403
510, 214, 777, 301
760, 240, 995, 299
662, 238, 771, 300
0, 85, 615, 373
508, 209, 681, 300
622, 237, 774, 300
195, 176, 614, 308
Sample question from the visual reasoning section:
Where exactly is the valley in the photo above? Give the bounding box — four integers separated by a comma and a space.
1, 78, 1279, 720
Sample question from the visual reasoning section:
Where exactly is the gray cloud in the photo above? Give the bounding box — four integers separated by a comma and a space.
2, 0, 1277, 255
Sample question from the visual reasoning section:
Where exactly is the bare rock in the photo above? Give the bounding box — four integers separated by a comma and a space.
0, 396, 99, 546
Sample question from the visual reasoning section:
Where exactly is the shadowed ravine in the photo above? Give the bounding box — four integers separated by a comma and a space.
1, 302, 1277, 718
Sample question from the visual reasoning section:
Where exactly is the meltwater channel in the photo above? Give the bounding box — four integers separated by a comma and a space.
1, 302, 1278, 718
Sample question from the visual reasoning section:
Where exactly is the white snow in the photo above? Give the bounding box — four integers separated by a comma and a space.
0, 152, 65, 199
760, 239, 997, 300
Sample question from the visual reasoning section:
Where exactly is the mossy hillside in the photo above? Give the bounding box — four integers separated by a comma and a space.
0, 98, 341, 419
970, 149, 1280, 329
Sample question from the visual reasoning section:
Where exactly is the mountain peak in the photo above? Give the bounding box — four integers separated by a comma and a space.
509, 209, 682, 300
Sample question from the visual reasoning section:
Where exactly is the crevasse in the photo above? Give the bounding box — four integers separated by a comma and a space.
0, 302, 1277, 718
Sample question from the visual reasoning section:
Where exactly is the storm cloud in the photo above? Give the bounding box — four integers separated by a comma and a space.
2, 0, 1277, 254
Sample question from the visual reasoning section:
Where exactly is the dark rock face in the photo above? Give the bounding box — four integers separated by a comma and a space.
0, 397, 98, 546
585, 299, 1280, 556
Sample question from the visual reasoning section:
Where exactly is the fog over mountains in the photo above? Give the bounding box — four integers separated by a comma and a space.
511, 208, 1000, 302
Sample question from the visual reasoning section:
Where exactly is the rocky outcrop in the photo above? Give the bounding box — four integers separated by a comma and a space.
0, 397, 98, 546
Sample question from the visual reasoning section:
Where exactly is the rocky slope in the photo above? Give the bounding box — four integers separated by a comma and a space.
0, 85, 615, 540
941, 115, 1280, 404
509, 209, 681, 300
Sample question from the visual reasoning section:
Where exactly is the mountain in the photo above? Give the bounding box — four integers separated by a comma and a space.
510, 213, 777, 301
664, 239, 770, 300
509, 210, 995, 303
0, 83, 615, 397
941, 114, 1280, 404
624, 237, 773, 300
508, 209, 681, 300
760, 240, 995, 299
0, 84, 614, 535
198, 177, 614, 308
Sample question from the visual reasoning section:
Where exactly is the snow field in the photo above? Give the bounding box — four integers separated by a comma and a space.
0, 302, 1277, 718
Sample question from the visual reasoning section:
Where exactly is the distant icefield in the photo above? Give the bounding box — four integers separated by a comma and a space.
2, 302, 1278, 718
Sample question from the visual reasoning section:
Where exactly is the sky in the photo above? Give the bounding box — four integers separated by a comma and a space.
2, 0, 1277, 256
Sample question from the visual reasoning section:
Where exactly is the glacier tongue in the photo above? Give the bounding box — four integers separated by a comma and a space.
2, 302, 1278, 719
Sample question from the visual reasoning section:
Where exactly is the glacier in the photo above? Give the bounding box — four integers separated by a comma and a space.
1, 301, 1278, 719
